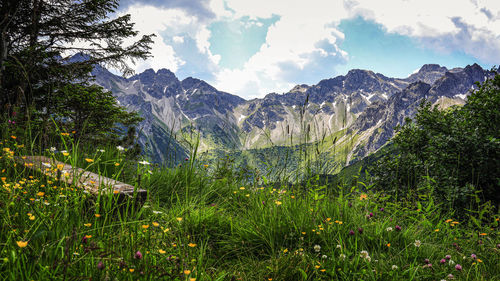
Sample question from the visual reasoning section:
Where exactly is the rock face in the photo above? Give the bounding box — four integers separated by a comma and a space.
91, 61, 492, 167
350, 64, 493, 162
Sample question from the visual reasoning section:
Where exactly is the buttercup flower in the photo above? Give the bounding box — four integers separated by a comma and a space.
16, 241, 28, 248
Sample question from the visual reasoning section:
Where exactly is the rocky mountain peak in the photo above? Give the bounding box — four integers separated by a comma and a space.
419, 64, 447, 73
406, 64, 448, 84
181, 77, 216, 93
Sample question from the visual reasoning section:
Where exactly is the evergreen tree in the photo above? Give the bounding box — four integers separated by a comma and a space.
0, 0, 152, 146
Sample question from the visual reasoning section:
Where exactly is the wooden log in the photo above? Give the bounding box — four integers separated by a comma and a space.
15, 156, 147, 201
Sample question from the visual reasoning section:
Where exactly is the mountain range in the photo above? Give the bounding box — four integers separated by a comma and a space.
91, 61, 493, 173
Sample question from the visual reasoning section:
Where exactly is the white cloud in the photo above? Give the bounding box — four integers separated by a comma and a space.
209, 0, 350, 98
116, 4, 216, 74
114, 0, 500, 99
347, 0, 500, 63
172, 36, 184, 44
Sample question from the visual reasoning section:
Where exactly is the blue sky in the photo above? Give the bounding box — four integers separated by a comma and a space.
116, 0, 499, 99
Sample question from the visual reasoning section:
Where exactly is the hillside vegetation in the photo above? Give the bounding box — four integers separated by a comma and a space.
0, 1, 498, 280
0, 72, 499, 280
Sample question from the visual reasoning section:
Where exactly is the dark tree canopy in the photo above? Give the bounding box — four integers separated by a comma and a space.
0, 0, 153, 147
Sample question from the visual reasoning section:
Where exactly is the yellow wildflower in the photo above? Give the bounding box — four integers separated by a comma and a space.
184, 270, 191, 275
158, 249, 166, 254
142, 224, 149, 229
176, 217, 183, 222
85, 158, 93, 163
359, 193, 368, 200
84, 223, 92, 227
188, 243, 197, 247
152, 222, 159, 227
16, 241, 28, 248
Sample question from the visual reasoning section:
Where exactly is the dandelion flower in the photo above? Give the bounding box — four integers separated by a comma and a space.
16, 241, 28, 248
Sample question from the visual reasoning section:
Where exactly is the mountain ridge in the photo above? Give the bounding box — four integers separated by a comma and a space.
91, 61, 493, 171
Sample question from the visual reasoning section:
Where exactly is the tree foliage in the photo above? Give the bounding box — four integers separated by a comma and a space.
370, 70, 500, 211
0, 0, 152, 147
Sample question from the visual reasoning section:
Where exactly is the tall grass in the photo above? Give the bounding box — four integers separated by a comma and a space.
0, 121, 499, 280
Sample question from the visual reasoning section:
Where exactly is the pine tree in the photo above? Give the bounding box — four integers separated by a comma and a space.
0, 0, 153, 146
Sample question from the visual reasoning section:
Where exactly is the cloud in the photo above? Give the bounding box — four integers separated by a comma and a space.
115, 4, 219, 76
346, 0, 500, 64
118, 0, 215, 21
115, 0, 500, 99
210, 0, 350, 98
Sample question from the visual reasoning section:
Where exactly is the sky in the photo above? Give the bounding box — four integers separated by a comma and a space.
113, 0, 500, 99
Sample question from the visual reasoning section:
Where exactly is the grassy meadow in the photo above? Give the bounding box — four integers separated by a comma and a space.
0, 128, 498, 281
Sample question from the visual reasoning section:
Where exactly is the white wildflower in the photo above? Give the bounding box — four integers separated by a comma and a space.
392, 265, 398, 270
50, 147, 56, 152
365, 256, 371, 262
42, 162, 51, 168
414, 240, 421, 247
138, 160, 150, 165
321, 255, 327, 259
98, 149, 105, 153
314, 245, 321, 252
339, 254, 346, 260
360, 250, 369, 259
449, 260, 455, 265
116, 145, 125, 151
386, 227, 393, 232
336, 244, 341, 249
